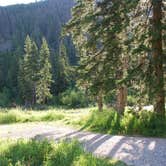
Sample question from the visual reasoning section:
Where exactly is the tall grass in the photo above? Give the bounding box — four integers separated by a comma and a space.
82, 109, 166, 137
0, 139, 126, 166
0, 109, 64, 124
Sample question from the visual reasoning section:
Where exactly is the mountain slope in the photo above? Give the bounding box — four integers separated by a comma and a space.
0, 0, 75, 62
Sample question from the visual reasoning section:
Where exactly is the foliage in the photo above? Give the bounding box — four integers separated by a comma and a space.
82, 109, 166, 137
0, 0, 76, 107
0, 139, 126, 166
127, 0, 166, 114
18, 35, 39, 105
18, 36, 53, 105
59, 89, 90, 108
36, 38, 52, 104
0, 52, 19, 105
0, 0, 76, 62
127, 95, 138, 106
52, 43, 73, 96
64, 0, 139, 112
0, 87, 11, 107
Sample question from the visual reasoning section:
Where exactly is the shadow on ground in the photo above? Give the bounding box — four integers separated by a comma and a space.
34, 129, 166, 166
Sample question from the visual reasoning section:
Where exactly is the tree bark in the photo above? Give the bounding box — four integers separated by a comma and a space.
97, 92, 103, 112
151, 0, 165, 115
116, 56, 128, 115
116, 85, 127, 115
32, 85, 36, 105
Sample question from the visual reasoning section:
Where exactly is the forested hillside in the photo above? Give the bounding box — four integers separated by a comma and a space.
0, 0, 75, 62
0, 0, 80, 106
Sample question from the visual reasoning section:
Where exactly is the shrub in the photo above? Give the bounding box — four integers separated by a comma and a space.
0, 140, 53, 166
59, 89, 89, 108
45, 140, 83, 166
127, 95, 137, 106
83, 109, 121, 134
135, 111, 166, 136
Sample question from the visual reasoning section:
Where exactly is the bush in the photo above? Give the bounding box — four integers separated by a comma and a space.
0, 140, 53, 166
59, 89, 89, 108
0, 139, 125, 166
83, 109, 121, 134
127, 95, 137, 106
82, 109, 166, 137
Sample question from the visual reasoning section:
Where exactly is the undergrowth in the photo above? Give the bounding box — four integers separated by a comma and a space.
0, 139, 126, 166
82, 109, 166, 137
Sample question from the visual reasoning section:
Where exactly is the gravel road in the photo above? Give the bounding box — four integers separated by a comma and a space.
0, 123, 166, 166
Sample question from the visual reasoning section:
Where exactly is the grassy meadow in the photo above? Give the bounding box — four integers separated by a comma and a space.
0, 107, 90, 125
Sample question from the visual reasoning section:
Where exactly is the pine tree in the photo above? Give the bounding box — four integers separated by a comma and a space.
129, 0, 165, 115
36, 38, 52, 104
31, 41, 39, 104
53, 42, 73, 95
18, 35, 39, 106
18, 35, 33, 106
151, 0, 165, 115
64, 0, 136, 112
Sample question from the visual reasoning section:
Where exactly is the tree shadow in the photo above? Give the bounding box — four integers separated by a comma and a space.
34, 130, 166, 166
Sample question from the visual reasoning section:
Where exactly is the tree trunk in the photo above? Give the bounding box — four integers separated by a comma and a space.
32, 85, 36, 105
116, 85, 127, 115
97, 92, 103, 112
151, 0, 165, 115
116, 59, 128, 115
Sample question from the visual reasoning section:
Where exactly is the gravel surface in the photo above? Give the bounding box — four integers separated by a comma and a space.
0, 123, 166, 166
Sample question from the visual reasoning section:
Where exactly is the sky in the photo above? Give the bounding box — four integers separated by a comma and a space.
0, 0, 37, 6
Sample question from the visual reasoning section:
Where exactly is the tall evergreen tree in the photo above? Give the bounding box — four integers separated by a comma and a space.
18, 35, 39, 106
151, 0, 165, 115
36, 38, 52, 104
30, 41, 39, 104
19, 35, 33, 106
64, 0, 137, 112
56, 42, 72, 95
129, 0, 165, 115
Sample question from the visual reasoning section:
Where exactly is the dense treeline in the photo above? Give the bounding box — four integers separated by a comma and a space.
0, 35, 88, 108
0, 0, 83, 107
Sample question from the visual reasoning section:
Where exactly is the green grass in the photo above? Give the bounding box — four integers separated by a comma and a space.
0, 109, 64, 124
0, 107, 91, 125
80, 109, 166, 137
0, 107, 165, 137
0, 139, 126, 166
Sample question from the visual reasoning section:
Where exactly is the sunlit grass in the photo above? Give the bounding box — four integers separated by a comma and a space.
0, 139, 126, 166
79, 109, 166, 137
1, 107, 164, 137
0, 108, 64, 124
0, 107, 92, 125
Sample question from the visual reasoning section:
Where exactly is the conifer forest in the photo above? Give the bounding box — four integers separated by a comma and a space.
0, 1, 165, 166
